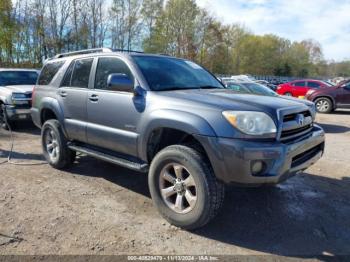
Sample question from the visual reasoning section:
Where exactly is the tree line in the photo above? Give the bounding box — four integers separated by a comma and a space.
0, 0, 349, 78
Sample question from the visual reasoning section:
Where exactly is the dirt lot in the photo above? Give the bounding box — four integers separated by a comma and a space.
0, 110, 349, 258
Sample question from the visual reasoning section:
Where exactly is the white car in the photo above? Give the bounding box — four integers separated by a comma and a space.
0, 68, 39, 129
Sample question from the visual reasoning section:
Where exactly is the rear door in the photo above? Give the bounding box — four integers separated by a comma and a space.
86, 56, 142, 156
58, 58, 94, 142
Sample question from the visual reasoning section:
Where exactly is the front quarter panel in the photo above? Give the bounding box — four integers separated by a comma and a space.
138, 109, 217, 161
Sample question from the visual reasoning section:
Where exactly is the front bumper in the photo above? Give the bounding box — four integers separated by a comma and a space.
4, 104, 32, 121
195, 124, 325, 186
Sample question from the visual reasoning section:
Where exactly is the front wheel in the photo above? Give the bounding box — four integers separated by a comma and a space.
314, 97, 333, 113
0, 104, 11, 130
148, 145, 225, 230
41, 119, 76, 169
284, 92, 293, 96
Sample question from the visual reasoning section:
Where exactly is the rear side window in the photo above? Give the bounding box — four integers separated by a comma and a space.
94, 57, 133, 91
294, 81, 306, 87
61, 61, 75, 87
307, 81, 321, 88
38, 61, 65, 85
71, 59, 93, 88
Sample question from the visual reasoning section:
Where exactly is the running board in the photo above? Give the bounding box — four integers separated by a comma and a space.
68, 144, 148, 172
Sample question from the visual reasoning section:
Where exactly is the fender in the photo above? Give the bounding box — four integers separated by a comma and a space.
39, 97, 68, 137
138, 109, 217, 161
0, 95, 10, 104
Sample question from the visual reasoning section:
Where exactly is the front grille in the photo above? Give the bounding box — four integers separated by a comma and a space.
283, 111, 311, 122
281, 124, 312, 139
23, 93, 32, 99
280, 110, 313, 142
14, 104, 31, 109
291, 143, 324, 168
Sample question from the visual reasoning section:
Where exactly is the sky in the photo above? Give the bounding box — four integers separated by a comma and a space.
196, 0, 350, 61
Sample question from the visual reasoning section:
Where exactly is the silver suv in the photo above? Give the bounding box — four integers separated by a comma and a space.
31, 48, 325, 229
0, 68, 39, 129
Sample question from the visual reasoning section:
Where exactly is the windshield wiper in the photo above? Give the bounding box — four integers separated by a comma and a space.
199, 85, 221, 89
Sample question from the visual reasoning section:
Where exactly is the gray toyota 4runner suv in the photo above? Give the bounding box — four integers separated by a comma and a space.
31, 48, 325, 229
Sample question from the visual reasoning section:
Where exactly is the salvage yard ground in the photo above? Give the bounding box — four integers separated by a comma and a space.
0, 111, 349, 257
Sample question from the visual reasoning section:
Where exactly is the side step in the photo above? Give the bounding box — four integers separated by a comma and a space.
68, 144, 148, 173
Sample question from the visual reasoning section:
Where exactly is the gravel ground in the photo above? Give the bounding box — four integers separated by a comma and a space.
0, 110, 349, 258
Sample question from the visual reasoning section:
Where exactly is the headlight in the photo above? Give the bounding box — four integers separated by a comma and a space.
222, 111, 277, 135
306, 89, 316, 96
309, 103, 316, 119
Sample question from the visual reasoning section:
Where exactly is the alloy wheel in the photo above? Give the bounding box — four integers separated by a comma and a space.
159, 163, 197, 214
316, 99, 330, 112
44, 128, 60, 162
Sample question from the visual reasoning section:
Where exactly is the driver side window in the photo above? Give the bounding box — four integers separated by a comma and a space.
294, 81, 306, 87
94, 57, 134, 92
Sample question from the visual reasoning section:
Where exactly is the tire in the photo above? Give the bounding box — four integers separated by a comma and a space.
41, 119, 76, 169
314, 97, 333, 113
284, 92, 293, 96
0, 104, 11, 130
148, 145, 225, 230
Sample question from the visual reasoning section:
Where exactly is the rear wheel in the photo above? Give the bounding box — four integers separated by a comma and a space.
284, 92, 293, 96
314, 97, 333, 113
41, 119, 76, 169
148, 145, 225, 230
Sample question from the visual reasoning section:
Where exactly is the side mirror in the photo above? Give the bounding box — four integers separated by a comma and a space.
107, 73, 133, 92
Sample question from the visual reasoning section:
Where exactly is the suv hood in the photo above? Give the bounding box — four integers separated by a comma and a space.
1, 85, 34, 93
156, 89, 310, 114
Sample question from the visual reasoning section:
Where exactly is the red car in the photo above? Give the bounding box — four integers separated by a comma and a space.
305, 80, 350, 113
276, 79, 333, 98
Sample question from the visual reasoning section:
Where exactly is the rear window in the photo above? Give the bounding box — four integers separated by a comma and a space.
0, 71, 38, 86
38, 61, 65, 85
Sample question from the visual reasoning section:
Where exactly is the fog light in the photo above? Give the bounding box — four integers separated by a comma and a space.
251, 161, 266, 176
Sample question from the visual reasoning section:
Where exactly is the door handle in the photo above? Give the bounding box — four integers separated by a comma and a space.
88, 94, 99, 102
59, 90, 67, 97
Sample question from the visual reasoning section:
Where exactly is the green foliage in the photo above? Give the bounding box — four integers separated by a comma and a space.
0, 0, 16, 64
1, 0, 349, 78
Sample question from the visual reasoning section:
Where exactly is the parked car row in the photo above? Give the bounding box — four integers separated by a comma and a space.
276, 79, 334, 98
1, 68, 350, 132
221, 77, 350, 114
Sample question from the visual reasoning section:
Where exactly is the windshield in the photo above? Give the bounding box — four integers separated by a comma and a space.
133, 56, 223, 91
241, 82, 278, 96
321, 81, 335, 86
225, 82, 251, 93
0, 71, 38, 86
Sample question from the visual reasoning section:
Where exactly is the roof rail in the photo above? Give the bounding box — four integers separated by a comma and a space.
53, 48, 113, 59
113, 49, 144, 54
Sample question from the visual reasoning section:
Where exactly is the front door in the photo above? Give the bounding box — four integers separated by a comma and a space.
86, 56, 143, 157
58, 58, 94, 142
338, 83, 350, 108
